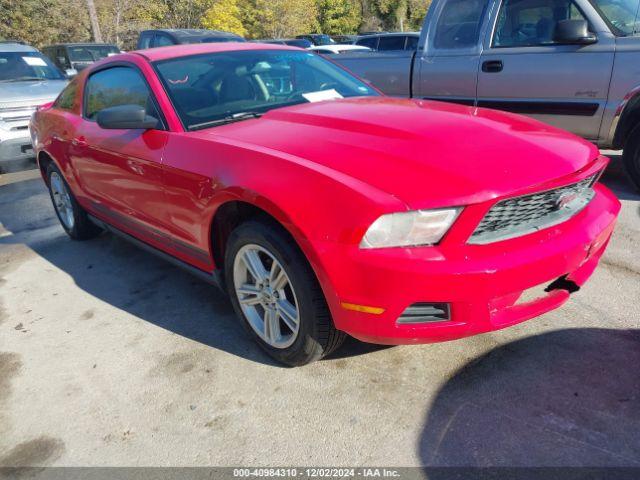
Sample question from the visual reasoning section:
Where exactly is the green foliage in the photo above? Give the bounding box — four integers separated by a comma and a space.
244, 0, 320, 39
201, 0, 246, 36
317, 0, 361, 35
0, 0, 432, 49
0, 0, 90, 47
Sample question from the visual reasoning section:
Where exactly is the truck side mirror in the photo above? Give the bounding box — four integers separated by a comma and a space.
553, 19, 597, 45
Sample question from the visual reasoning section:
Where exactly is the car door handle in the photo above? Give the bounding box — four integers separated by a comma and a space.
71, 136, 87, 147
482, 60, 503, 73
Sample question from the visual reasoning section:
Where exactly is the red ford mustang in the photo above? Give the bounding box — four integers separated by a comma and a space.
30, 43, 620, 366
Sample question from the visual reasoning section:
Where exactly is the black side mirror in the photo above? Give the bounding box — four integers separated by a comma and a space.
96, 104, 160, 130
553, 19, 597, 45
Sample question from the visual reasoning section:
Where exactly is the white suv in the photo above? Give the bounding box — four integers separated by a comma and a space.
0, 42, 67, 170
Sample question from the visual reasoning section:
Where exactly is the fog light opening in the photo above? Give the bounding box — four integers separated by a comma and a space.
545, 275, 580, 294
397, 302, 450, 324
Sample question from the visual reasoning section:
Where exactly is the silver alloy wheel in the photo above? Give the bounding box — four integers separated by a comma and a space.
50, 172, 75, 230
233, 244, 300, 349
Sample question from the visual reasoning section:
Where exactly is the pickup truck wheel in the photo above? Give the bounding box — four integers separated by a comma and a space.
46, 163, 102, 240
622, 125, 640, 192
224, 220, 346, 366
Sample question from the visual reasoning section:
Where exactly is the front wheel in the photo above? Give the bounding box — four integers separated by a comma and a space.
46, 163, 102, 240
224, 220, 345, 366
622, 125, 640, 192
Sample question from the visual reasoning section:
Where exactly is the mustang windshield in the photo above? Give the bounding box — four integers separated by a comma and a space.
154, 50, 378, 130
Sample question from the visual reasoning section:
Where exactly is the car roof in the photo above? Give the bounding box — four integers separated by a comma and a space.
45, 43, 119, 48
359, 32, 420, 38
131, 42, 298, 62
310, 45, 369, 51
0, 42, 39, 53
144, 28, 242, 39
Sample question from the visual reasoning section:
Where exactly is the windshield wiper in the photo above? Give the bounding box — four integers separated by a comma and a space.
0, 77, 46, 83
188, 112, 263, 131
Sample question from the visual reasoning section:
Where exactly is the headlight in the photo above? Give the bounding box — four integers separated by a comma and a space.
360, 208, 461, 249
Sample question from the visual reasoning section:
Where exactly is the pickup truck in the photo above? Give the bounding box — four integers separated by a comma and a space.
333, 0, 640, 190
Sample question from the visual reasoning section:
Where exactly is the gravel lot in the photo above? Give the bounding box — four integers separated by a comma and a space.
0, 154, 639, 468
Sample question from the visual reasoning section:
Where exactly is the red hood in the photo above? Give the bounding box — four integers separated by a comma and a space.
194, 97, 599, 209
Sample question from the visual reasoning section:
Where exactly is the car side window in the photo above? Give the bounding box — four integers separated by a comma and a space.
139, 33, 153, 49
405, 35, 419, 50
357, 37, 379, 49
84, 66, 159, 120
493, 0, 588, 47
378, 35, 407, 50
54, 78, 79, 111
56, 47, 69, 68
433, 0, 488, 49
155, 35, 175, 47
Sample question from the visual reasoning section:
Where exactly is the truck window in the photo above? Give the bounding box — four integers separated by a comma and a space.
405, 35, 419, 50
378, 35, 406, 50
357, 37, 379, 49
493, 0, 588, 47
155, 35, 175, 47
589, 0, 640, 36
433, 0, 488, 49
139, 33, 152, 49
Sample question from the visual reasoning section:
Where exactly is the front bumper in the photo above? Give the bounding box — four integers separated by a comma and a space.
0, 130, 35, 164
319, 183, 620, 345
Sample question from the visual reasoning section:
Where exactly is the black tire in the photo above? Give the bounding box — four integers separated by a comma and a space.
224, 219, 345, 366
46, 162, 102, 240
622, 124, 640, 192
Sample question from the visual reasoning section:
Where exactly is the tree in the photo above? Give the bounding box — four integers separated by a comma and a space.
0, 0, 90, 47
201, 0, 246, 35
156, 0, 215, 28
96, 0, 165, 48
317, 0, 361, 35
85, 0, 103, 42
241, 0, 319, 39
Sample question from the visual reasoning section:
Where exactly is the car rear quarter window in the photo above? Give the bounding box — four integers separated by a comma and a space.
84, 66, 157, 120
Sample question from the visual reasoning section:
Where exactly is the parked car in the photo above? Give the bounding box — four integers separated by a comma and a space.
251, 38, 313, 48
310, 45, 371, 55
333, 0, 640, 190
0, 42, 67, 170
42, 43, 120, 76
331, 35, 358, 44
31, 43, 620, 366
295, 34, 335, 46
136, 29, 245, 49
354, 32, 420, 51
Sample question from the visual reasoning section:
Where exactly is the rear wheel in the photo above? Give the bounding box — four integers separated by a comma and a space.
46, 163, 102, 240
622, 124, 640, 192
224, 219, 345, 366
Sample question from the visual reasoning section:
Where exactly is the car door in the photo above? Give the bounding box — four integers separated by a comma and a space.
415, 0, 491, 104
476, 0, 615, 140
69, 64, 172, 250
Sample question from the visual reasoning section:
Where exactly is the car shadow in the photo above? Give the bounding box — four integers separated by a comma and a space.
0, 177, 385, 367
418, 328, 640, 469
0, 178, 283, 366
601, 152, 640, 202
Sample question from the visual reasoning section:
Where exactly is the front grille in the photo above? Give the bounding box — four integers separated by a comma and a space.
469, 173, 598, 244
